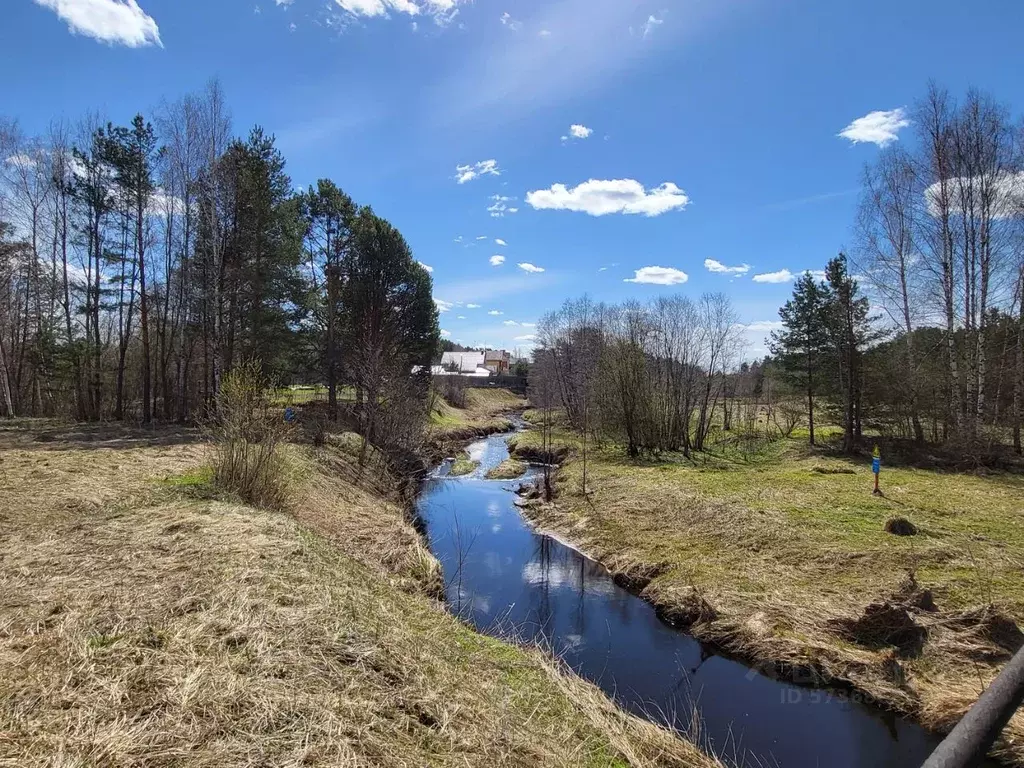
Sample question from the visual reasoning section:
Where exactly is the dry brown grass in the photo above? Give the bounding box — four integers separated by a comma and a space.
516, 426, 1024, 765
427, 388, 526, 456
0, 419, 717, 768
486, 459, 528, 480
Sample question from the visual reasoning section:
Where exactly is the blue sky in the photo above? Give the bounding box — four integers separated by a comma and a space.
4, 0, 1024, 357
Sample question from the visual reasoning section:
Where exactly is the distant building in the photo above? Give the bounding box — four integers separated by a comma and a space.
483, 349, 511, 374
439, 349, 511, 377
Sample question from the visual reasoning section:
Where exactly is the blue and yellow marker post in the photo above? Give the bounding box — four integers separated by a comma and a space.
872, 445, 882, 496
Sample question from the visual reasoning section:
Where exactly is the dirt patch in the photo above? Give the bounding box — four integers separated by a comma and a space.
829, 601, 928, 658
885, 517, 919, 536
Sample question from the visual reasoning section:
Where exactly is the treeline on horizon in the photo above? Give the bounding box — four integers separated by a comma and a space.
0, 79, 439, 448
534, 82, 1024, 459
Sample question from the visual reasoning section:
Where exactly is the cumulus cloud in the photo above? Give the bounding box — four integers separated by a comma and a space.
838, 108, 910, 147
440, 329, 451, 337
455, 159, 500, 184
569, 123, 593, 140
925, 171, 1024, 220
624, 266, 688, 285
418, 261, 433, 273
751, 269, 794, 284
517, 262, 545, 273
526, 179, 689, 217
33, 0, 162, 47
488, 310, 503, 316
705, 258, 749, 275
435, 298, 454, 312
490, 255, 505, 266
494, 238, 507, 246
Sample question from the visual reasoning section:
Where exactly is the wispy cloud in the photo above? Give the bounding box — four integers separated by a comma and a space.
33, 0, 162, 47
332, 0, 466, 25
624, 266, 688, 285
527, 179, 689, 217
435, 298, 454, 312
488, 194, 518, 217
838, 108, 910, 147
418, 261, 434, 273
518, 262, 545, 273
494, 238, 507, 246
705, 258, 749, 275
641, 14, 663, 38
455, 159, 500, 184
488, 310, 503, 316
500, 11, 522, 30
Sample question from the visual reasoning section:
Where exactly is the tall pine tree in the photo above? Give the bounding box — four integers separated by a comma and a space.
770, 272, 832, 445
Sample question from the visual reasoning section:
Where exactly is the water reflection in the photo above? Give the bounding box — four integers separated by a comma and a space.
419, 433, 943, 768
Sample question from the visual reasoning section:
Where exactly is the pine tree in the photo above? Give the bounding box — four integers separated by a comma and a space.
770, 272, 832, 445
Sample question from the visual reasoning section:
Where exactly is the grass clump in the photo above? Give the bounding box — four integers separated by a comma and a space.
486, 458, 528, 480
208, 361, 292, 510
449, 453, 479, 477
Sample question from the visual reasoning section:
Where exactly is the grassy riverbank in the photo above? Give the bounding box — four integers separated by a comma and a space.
0, 418, 717, 768
512, 416, 1024, 764
428, 388, 526, 451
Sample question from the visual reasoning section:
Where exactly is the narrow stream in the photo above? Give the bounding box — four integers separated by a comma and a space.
417, 431, 945, 768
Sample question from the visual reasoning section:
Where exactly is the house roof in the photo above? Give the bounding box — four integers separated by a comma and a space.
484, 350, 509, 361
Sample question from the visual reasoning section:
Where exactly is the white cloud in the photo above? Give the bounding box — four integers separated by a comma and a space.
475, 235, 487, 240
518, 262, 545, 273
441, 329, 452, 337
539, 28, 551, 36
332, 0, 465, 24
641, 14, 663, 38
489, 255, 505, 266
807, 269, 827, 281
503, 320, 519, 326
488, 310, 503, 316
466, 303, 481, 309
514, 334, 536, 341
568, 124, 592, 140
520, 322, 536, 327
704, 258, 750, 275
925, 171, 1024, 220
838, 108, 910, 147
494, 238, 507, 246
500, 11, 522, 30
4, 154, 38, 169
418, 261, 434, 273
745, 320, 783, 333
275, 0, 294, 4
526, 179, 689, 217
435, 298, 454, 312
624, 266, 688, 285
488, 194, 518, 217
33, 0, 162, 47
456, 315, 466, 319
751, 269, 794, 284
455, 159, 500, 184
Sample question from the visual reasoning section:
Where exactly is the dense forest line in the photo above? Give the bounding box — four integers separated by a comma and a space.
534, 84, 1024, 461
0, 80, 439, 445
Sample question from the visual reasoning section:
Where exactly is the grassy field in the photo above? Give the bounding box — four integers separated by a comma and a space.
0, 418, 717, 768
512, 415, 1024, 764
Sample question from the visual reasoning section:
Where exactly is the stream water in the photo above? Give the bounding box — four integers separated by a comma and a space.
416, 431, 944, 768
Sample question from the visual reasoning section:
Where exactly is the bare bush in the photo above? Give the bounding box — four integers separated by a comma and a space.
208, 360, 291, 509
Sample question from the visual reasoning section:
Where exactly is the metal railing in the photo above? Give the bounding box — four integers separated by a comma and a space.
921, 644, 1024, 767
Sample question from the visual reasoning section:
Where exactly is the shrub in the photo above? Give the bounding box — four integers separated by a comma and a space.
208, 361, 291, 510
